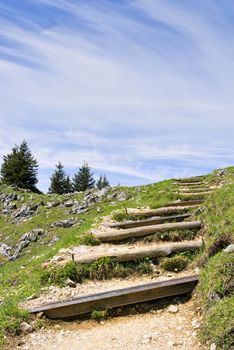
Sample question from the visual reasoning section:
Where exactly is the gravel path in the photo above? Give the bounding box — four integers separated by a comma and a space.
16, 298, 206, 350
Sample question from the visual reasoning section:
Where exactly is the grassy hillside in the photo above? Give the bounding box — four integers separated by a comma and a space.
0, 168, 233, 349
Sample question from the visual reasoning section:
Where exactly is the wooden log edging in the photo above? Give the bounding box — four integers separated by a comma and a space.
73, 240, 203, 264
177, 191, 213, 196
164, 200, 203, 207
95, 221, 202, 242
29, 275, 199, 319
108, 213, 191, 229
126, 205, 199, 218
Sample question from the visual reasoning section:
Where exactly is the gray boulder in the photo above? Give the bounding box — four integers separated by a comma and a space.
0, 243, 12, 258
50, 219, 76, 228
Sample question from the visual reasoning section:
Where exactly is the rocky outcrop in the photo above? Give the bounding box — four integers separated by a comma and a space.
10, 229, 45, 261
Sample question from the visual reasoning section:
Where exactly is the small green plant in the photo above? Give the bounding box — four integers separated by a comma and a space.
159, 255, 189, 272
91, 309, 109, 321
40, 261, 78, 287
79, 234, 101, 246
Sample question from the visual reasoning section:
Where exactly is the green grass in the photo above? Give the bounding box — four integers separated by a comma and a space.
0, 170, 234, 348
194, 172, 234, 349
40, 257, 154, 286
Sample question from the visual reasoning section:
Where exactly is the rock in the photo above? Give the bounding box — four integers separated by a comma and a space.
63, 200, 74, 207
167, 305, 179, 314
195, 206, 206, 214
20, 322, 33, 333
191, 319, 200, 329
96, 188, 109, 198
210, 344, 216, 350
172, 341, 183, 346
30, 203, 39, 211
117, 191, 129, 201
10, 229, 45, 260
54, 255, 65, 262
65, 278, 77, 288
0, 243, 12, 258
47, 201, 60, 209
50, 219, 76, 228
223, 244, 234, 253
13, 205, 31, 218
208, 292, 221, 303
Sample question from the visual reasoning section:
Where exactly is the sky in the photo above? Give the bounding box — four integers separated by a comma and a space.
0, 0, 234, 192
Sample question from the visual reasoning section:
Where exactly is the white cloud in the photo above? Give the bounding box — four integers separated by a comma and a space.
0, 0, 234, 191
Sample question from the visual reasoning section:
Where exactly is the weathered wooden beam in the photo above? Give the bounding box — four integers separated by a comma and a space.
176, 181, 205, 186
177, 191, 213, 196
108, 213, 191, 229
95, 221, 201, 242
125, 205, 199, 218
29, 275, 199, 319
178, 188, 210, 193
73, 240, 203, 264
164, 200, 203, 207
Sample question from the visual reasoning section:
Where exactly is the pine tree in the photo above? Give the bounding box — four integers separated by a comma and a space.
73, 162, 95, 192
96, 174, 110, 189
64, 175, 73, 193
48, 162, 67, 194
0, 140, 39, 191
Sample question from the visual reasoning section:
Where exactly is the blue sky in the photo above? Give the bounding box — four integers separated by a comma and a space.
1, 0, 234, 192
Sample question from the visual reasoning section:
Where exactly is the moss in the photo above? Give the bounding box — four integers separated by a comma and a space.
91, 309, 109, 321
159, 255, 189, 272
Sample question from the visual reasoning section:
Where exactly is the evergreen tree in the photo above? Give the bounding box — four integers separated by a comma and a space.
48, 162, 67, 194
0, 140, 39, 191
64, 175, 73, 193
73, 162, 95, 192
96, 174, 110, 189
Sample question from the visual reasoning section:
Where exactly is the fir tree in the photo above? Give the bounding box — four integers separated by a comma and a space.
48, 162, 67, 194
64, 175, 73, 193
96, 174, 110, 189
0, 140, 39, 191
73, 162, 95, 192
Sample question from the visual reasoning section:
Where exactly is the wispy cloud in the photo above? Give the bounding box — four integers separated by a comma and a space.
0, 0, 234, 191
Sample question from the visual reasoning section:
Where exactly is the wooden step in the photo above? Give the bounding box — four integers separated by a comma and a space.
108, 213, 191, 229
29, 275, 199, 319
94, 221, 202, 242
177, 191, 213, 196
178, 188, 210, 193
125, 205, 199, 218
164, 200, 203, 207
73, 240, 203, 264
176, 182, 205, 186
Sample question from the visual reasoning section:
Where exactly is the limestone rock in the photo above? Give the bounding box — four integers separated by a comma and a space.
167, 305, 179, 314
20, 322, 33, 333
223, 244, 234, 253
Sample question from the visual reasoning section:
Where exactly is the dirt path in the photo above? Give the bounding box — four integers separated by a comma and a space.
16, 297, 206, 350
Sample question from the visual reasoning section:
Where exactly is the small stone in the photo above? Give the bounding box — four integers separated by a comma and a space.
20, 322, 33, 333
172, 341, 183, 346
191, 319, 200, 329
223, 244, 234, 253
167, 305, 179, 314
65, 278, 76, 288
210, 344, 216, 350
